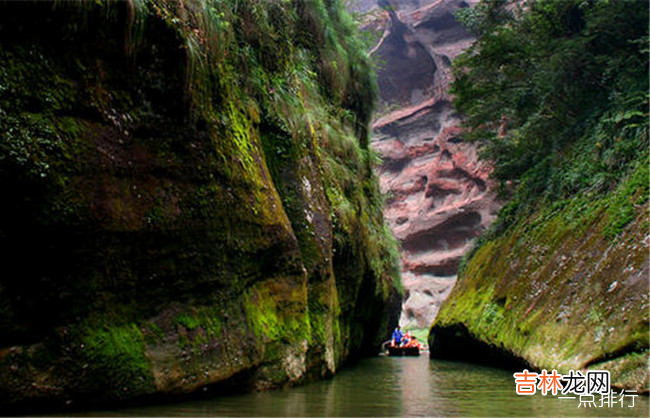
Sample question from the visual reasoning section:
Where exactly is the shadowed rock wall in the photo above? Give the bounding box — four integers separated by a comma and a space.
0, 0, 400, 412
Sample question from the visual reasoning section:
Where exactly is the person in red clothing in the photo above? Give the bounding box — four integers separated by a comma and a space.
407, 336, 421, 349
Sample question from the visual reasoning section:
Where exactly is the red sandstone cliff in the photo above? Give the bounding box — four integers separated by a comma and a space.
360, 0, 502, 328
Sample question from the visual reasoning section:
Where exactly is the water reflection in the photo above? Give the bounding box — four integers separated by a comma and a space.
67, 357, 648, 417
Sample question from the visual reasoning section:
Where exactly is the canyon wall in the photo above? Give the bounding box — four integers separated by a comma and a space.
0, 0, 400, 412
359, 0, 500, 328
428, 0, 648, 392
430, 170, 649, 391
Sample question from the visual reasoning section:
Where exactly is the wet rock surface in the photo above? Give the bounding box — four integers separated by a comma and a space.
0, 1, 400, 411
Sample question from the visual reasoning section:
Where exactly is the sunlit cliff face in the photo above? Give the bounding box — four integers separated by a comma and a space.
363, 0, 501, 328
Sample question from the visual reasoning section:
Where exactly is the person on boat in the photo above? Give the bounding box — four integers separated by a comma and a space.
391, 326, 403, 347
401, 331, 411, 347
406, 336, 421, 349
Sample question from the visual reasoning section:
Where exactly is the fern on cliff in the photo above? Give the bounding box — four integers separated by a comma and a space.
453, 0, 648, 221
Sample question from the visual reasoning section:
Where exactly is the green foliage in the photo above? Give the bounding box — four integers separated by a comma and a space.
402, 327, 428, 344
602, 157, 649, 239
0, 49, 73, 180
453, 0, 648, 223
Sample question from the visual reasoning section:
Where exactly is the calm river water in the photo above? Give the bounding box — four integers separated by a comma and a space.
74, 356, 647, 417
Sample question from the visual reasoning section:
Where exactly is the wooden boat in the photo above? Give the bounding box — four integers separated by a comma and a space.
381, 340, 421, 356
387, 345, 420, 356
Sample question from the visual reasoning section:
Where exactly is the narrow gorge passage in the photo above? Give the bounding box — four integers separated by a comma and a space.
1, 0, 647, 414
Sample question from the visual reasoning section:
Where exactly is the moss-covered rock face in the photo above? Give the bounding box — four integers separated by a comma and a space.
0, 0, 401, 411
429, 160, 649, 391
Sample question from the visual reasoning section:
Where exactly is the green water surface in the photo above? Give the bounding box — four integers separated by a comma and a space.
72, 356, 648, 416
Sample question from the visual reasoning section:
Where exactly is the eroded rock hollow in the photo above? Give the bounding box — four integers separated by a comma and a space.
357, 0, 501, 328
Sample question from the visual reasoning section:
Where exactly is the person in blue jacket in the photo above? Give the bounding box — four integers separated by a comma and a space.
391, 325, 403, 347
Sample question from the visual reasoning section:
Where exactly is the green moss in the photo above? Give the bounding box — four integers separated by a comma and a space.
173, 307, 223, 350
245, 296, 282, 342
0, 0, 400, 407
79, 323, 154, 398
174, 306, 222, 342
175, 313, 202, 331
244, 278, 311, 346
142, 321, 165, 345
589, 351, 649, 391
433, 158, 649, 387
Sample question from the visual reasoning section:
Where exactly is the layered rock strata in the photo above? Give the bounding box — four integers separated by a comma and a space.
361, 0, 500, 328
